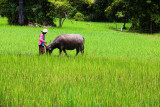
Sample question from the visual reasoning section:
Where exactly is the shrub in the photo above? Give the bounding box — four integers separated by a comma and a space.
1, 0, 56, 26
74, 12, 84, 21
68, 7, 77, 19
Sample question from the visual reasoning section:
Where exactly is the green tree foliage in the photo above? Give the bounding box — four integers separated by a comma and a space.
67, 0, 93, 21
48, 0, 93, 27
128, 0, 160, 33
68, 0, 93, 5
0, 0, 56, 25
49, 0, 71, 27
0, 0, 92, 26
0, 0, 7, 14
89, 0, 113, 22
105, 0, 129, 29
105, 0, 160, 33
74, 12, 84, 21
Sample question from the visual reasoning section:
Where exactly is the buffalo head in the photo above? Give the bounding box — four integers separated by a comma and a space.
46, 40, 52, 54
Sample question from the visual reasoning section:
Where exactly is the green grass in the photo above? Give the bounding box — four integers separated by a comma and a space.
0, 17, 160, 106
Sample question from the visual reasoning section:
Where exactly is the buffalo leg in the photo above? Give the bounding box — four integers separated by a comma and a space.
63, 49, 68, 56
80, 45, 84, 55
76, 48, 79, 56
59, 49, 62, 55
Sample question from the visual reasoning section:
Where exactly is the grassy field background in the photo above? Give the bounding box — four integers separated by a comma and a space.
0, 17, 160, 106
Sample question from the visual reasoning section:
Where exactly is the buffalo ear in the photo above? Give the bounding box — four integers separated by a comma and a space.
49, 40, 51, 45
46, 46, 51, 50
47, 46, 52, 50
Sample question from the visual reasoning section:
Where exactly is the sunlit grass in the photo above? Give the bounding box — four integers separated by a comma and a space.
0, 16, 160, 106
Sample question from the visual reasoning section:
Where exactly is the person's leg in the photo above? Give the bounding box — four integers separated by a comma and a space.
42, 46, 45, 54
39, 45, 42, 55
39, 45, 45, 55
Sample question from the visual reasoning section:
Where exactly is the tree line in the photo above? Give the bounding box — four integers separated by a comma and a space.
0, 0, 160, 33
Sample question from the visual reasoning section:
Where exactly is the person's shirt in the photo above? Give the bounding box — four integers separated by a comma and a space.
39, 33, 45, 46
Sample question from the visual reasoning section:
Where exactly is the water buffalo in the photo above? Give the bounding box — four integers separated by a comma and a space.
46, 34, 84, 56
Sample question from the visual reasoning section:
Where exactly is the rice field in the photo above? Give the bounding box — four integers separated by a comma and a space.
0, 16, 160, 106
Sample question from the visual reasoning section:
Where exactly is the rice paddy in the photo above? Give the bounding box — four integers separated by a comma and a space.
0, 17, 160, 106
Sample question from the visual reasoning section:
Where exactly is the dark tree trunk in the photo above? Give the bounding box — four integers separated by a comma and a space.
59, 15, 66, 27
59, 15, 62, 27
129, 23, 135, 31
123, 17, 126, 29
19, 0, 24, 25
123, 22, 126, 29
150, 21, 152, 34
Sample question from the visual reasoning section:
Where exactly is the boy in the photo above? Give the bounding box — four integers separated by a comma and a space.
39, 29, 48, 55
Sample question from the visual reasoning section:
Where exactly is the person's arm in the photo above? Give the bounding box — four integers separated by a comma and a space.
39, 34, 47, 43
44, 44, 47, 47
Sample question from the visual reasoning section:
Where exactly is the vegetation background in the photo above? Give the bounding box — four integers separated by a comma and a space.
0, 16, 160, 106
0, 0, 160, 33
0, 0, 160, 106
